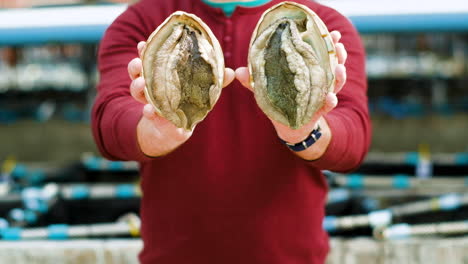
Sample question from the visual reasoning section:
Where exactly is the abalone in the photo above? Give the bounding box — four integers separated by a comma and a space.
248, 2, 338, 129
141, 11, 224, 131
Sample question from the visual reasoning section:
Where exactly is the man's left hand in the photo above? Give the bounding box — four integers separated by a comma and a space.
235, 30, 348, 160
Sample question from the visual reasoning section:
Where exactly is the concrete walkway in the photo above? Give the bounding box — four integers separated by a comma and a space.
0, 237, 467, 263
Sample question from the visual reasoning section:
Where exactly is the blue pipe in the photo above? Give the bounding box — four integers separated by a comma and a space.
0, 13, 467, 45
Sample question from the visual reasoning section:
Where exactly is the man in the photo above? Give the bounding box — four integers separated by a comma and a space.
92, 0, 371, 263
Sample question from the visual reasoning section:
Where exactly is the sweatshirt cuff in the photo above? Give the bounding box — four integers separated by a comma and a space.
306, 112, 348, 170
122, 103, 156, 162
104, 102, 154, 163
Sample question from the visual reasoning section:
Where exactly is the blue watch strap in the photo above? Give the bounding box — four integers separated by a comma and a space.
279, 125, 322, 152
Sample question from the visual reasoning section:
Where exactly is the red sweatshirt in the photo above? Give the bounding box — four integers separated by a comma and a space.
92, 0, 371, 263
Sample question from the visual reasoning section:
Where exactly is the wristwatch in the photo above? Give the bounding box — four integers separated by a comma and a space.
279, 125, 322, 152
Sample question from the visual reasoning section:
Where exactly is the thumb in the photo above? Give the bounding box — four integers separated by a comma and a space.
320, 92, 338, 114
234, 67, 253, 92
223, 68, 235, 88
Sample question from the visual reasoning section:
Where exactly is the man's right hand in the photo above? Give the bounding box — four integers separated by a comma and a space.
127, 41, 235, 157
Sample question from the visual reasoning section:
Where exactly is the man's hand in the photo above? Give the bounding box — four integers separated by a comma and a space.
128, 41, 235, 157
235, 31, 348, 160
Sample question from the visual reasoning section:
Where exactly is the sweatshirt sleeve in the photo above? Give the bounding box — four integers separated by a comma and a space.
91, 5, 153, 162
307, 6, 372, 172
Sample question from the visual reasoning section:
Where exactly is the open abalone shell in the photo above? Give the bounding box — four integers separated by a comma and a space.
248, 2, 338, 129
141, 11, 224, 131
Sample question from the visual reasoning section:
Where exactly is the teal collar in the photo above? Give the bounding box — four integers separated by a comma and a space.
202, 0, 272, 16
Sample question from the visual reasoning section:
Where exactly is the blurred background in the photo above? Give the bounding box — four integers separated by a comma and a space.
0, 0, 467, 263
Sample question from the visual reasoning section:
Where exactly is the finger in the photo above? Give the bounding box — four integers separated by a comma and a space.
321, 92, 338, 114
130, 76, 148, 104
137, 41, 146, 57
234, 67, 253, 92
143, 104, 193, 139
223, 68, 235, 88
142, 104, 158, 120
143, 104, 172, 128
128, 58, 142, 80
335, 42, 347, 65
330, 31, 341, 44
173, 127, 193, 141
334, 64, 347, 94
